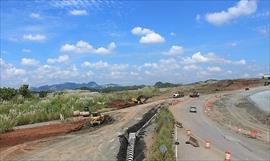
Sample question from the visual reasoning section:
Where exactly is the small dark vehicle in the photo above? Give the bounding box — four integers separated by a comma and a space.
189, 106, 197, 113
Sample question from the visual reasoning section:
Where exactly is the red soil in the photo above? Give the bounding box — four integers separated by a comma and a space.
108, 99, 137, 109
0, 120, 86, 148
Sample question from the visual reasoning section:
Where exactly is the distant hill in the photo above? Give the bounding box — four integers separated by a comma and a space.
32, 81, 181, 92
31, 82, 106, 91
154, 81, 181, 88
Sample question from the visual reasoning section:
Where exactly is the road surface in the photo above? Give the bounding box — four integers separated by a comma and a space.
171, 91, 270, 161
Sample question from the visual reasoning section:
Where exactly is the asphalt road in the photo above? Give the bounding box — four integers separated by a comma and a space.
171, 93, 270, 161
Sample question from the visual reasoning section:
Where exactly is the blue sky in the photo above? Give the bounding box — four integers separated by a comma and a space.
0, 0, 269, 87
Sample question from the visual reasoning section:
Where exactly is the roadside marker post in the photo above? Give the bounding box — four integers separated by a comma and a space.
205, 140, 210, 149
225, 151, 231, 161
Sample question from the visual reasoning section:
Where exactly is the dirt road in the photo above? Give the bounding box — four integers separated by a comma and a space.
0, 99, 169, 161
170, 88, 270, 161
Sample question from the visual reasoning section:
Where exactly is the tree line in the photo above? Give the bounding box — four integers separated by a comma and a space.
0, 84, 47, 101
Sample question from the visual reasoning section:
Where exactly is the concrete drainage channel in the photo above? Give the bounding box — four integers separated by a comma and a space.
117, 103, 166, 161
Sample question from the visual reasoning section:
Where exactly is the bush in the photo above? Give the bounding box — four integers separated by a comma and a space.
0, 114, 16, 133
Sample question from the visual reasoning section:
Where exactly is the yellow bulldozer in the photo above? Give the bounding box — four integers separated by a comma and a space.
89, 112, 105, 126
131, 95, 149, 104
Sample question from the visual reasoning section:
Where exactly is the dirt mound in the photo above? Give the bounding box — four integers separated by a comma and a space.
0, 120, 86, 148
108, 99, 137, 109
206, 79, 264, 91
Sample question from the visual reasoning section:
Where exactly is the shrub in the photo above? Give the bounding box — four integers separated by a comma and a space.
0, 114, 16, 133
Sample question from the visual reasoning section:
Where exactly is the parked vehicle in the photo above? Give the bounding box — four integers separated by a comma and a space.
173, 91, 184, 98
189, 91, 200, 98
189, 106, 197, 113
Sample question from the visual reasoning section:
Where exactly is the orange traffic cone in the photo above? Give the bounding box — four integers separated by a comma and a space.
250, 129, 257, 138
225, 151, 231, 161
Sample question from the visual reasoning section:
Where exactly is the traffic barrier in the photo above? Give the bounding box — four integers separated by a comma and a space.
186, 129, 191, 136
175, 121, 183, 128
205, 140, 210, 149
186, 136, 199, 147
225, 151, 231, 161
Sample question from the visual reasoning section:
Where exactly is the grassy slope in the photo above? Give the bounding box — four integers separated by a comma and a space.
148, 108, 175, 161
0, 87, 161, 133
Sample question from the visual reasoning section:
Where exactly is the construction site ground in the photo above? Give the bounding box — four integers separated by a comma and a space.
0, 79, 269, 161
0, 99, 171, 161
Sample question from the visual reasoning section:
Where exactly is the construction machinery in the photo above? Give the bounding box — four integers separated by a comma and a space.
173, 91, 184, 98
89, 112, 105, 126
131, 95, 149, 104
189, 91, 200, 98
80, 106, 90, 117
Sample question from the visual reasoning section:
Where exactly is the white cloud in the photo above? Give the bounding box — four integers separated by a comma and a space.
184, 65, 198, 70
69, 9, 88, 16
229, 42, 237, 47
205, 0, 257, 25
234, 59, 246, 65
82, 61, 109, 69
82, 61, 128, 71
207, 66, 222, 72
60, 41, 116, 54
6, 67, 26, 77
47, 55, 69, 64
131, 27, 153, 35
23, 34, 46, 41
131, 27, 165, 44
21, 58, 39, 66
0, 59, 26, 78
130, 72, 139, 76
258, 26, 269, 36
22, 48, 32, 53
30, 13, 41, 19
192, 52, 210, 62
170, 32, 176, 36
196, 14, 201, 22
181, 52, 246, 65
167, 45, 184, 56
142, 58, 180, 73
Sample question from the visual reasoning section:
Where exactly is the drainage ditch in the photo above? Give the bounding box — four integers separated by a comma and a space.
117, 103, 166, 161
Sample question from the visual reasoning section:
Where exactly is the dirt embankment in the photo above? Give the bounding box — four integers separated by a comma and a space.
0, 119, 87, 149
108, 99, 137, 109
207, 89, 269, 143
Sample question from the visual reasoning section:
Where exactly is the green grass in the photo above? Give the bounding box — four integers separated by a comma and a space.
0, 87, 161, 133
148, 108, 175, 161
